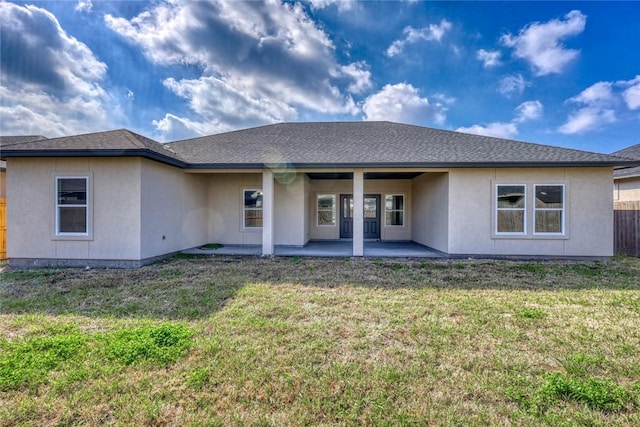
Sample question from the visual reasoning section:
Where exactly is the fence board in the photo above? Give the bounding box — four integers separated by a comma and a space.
614, 201, 640, 257
0, 197, 5, 260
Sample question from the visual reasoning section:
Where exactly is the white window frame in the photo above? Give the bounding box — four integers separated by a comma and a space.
55, 176, 89, 237
384, 194, 405, 227
243, 188, 263, 229
534, 184, 565, 235
495, 184, 527, 235
316, 194, 336, 227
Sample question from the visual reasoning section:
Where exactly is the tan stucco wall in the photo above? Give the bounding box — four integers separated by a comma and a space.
447, 167, 614, 257
7, 157, 142, 260
140, 159, 209, 259
205, 173, 315, 246
614, 176, 640, 202
307, 178, 412, 241
411, 172, 449, 252
274, 174, 308, 246
207, 173, 262, 245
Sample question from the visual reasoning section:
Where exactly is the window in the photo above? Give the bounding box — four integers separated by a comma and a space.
496, 184, 525, 234
56, 177, 88, 235
243, 189, 263, 228
317, 194, 336, 226
535, 185, 564, 234
385, 194, 404, 226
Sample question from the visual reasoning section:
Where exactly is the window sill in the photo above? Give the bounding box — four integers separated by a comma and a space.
492, 234, 568, 240
52, 235, 93, 241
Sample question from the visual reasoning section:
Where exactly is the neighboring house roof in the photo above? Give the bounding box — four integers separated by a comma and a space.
2, 122, 637, 170
612, 143, 640, 179
0, 129, 184, 167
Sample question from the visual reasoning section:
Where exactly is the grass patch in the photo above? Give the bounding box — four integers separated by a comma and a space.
0, 327, 87, 390
538, 373, 633, 412
1, 256, 639, 425
104, 323, 194, 366
517, 307, 546, 319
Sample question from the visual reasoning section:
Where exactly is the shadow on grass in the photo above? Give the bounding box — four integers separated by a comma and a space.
1, 255, 639, 320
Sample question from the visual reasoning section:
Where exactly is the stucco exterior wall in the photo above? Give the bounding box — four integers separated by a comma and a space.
274, 174, 308, 246
307, 178, 412, 241
207, 173, 262, 245
614, 176, 640, 201
447, 167, 614, 257
140, 159, 208, 259
7, 157, 142, 262
411, 172, 449, 252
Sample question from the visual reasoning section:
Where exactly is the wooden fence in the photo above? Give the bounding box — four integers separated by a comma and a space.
614, 201, 640, 257
0, 198, 6, 260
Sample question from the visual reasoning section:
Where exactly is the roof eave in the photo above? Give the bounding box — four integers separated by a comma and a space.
187, 161, 635, 169
0, 149, 186, 168
2, 151, 635, 170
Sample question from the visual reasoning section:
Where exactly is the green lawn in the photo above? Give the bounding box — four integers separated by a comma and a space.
1, 256, 639, 426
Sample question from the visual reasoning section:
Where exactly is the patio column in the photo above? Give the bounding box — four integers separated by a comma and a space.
353, 169, 364, 256
262, 169, 274, 256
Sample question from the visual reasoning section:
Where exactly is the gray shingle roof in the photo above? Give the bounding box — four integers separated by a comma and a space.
2, 122, 637, 170
168, 121, 632, 168
0, 135, 48, 146
1, 129, 183, 165
612, 143, 640, 178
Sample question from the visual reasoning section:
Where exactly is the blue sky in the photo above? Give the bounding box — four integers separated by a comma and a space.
1, 1, 639, 153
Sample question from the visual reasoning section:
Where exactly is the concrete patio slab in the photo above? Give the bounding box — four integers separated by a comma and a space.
183, 240, 443, 258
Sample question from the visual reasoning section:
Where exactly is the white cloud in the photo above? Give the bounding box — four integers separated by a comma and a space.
476, 49, 502, 68
106, 0, 362, 139
618, 75, 640, 110
559, 81, 617, 134
362, 83, 448, 125
456, 122, 518, 139
308, 0, 356, 12
558, 77, 640, 134
152, 113, 231, 142
559, 108, 616, 135
501, 10, 586, 76
386, 20, 452, 57
498, 74, 527, 97
569, 81, 614, 105
0, 2, 117, 136
340, 62, 372, 94
515, 100, 543, 123
75, 0, 92, 13
456, 100, 542, 139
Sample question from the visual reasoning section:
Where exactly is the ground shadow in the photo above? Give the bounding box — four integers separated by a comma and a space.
1, 254, 639, 320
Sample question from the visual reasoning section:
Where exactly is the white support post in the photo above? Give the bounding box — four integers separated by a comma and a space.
262, 170, 274, 256
353, 170, 364, 256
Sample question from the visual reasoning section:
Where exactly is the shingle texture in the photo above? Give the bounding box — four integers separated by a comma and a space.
0, 135, 47, 146
168, 122, 627, 167
1, 129, 182, 162
2, 122, 635, 169
612, 143, 640, 178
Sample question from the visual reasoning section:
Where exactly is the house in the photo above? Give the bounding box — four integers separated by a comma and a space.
612, 143, 640, 202
1, 122, 637, 267
0, 135, 48, 260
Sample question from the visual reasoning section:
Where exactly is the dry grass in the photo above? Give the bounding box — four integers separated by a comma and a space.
1, 255, 639, 426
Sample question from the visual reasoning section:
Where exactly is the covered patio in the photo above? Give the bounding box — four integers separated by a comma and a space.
183, 240, 444, 258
